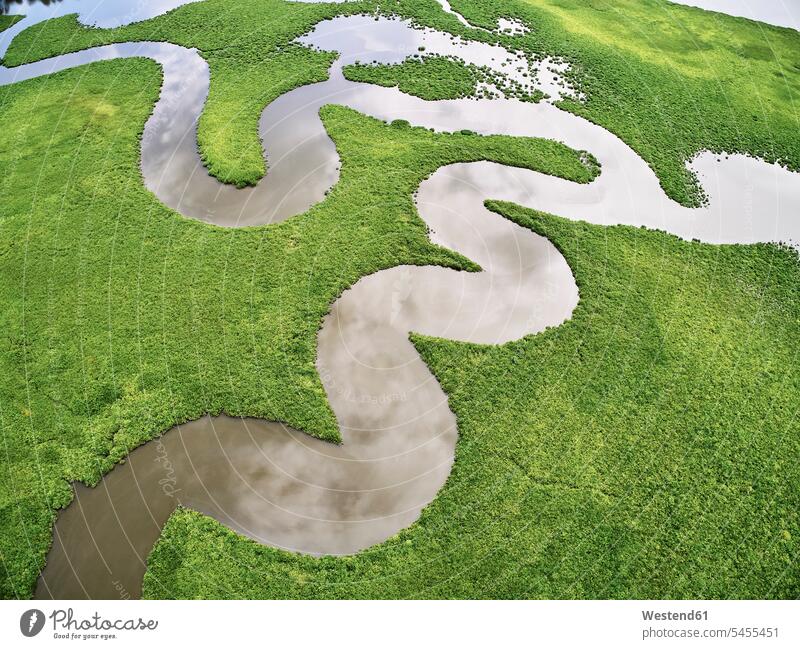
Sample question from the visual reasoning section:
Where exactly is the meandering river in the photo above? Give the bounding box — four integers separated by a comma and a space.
1, 0, 798, 598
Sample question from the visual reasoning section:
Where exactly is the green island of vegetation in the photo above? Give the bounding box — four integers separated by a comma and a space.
0, 15, 22, 33
0, 0, 798, 599
343, 55, 545, 102
344, 55, 484, 101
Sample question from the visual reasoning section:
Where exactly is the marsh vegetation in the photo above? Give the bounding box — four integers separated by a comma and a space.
0, 0, 798, 599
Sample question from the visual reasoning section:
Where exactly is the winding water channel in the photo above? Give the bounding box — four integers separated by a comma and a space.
1, 1, 798, 598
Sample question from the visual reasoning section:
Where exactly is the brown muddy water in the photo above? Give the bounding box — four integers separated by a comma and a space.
1, 3, 799, 599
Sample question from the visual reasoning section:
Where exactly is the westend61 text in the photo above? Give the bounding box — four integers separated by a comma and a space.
642, 610, 709, 621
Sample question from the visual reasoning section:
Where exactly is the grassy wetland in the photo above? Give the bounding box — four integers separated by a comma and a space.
146, 208, 800, 599
0, 15, 21, 32
451, 0, 800, 205
0, 55, 597, 597
6, 0, 799, 204
0, 0, 798, 599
